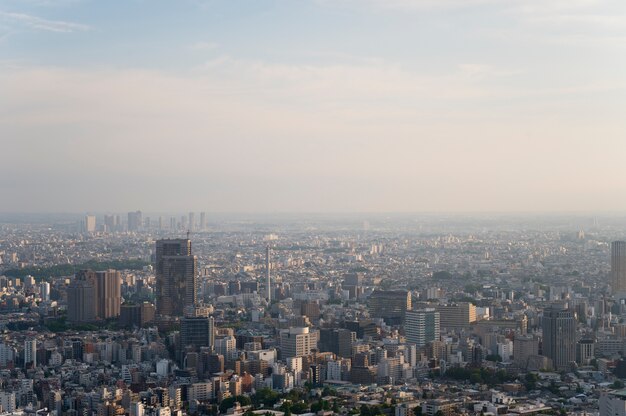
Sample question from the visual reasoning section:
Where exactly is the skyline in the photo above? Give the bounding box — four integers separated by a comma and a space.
2, 0, 626, 213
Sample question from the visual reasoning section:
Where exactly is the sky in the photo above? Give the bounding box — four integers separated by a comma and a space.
1, 0, 625, 213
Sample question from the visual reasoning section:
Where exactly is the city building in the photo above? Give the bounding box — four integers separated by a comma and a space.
435, 303, 477, 330
128, 211, 143, 232
24, 339, 36, 368
542, 306, 577, 371
155, 239, 198, 317
612, 241, 626, 294
95, 270, 121, 319
405, 308, 440, 347
279, 327, 318, 359
368, 290, 411, 326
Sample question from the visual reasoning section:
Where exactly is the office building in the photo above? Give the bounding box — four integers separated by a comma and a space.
119, 302, 156, 328
436, 303, 477, 330
319, 328, 356, 358
24, 339, 36, 368
128, 210, 143, 232
405, 308, 440, 348
612, 241, 626, 294
279, 327, 318, 359
513, 335, 539, 370
67, 270, 97, 323
368, 290, 411, 326
200, 212, 206, 230
266, 246, 272, 303
84, 215, 96, 233
189, 212, 195, 231
95, 270, 121, 319
180, 316, 215, 363
104, 214, 120, 232
600, 390, 626, 416
40, 282, 50, 301
155, 239, 198, 317
542, 306, 576, 371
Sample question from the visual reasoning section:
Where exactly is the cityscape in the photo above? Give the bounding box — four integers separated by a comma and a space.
3, 212, 626, 415
2, 1, 626, 416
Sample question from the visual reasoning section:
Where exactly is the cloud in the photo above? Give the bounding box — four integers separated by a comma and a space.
0, 10, 89, 32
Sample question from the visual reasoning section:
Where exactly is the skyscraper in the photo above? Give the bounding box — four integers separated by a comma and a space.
188, 212, 196, 231
200, 212, 206, 230
542, 306, 576, 371
179, 316, 215, 363
95, 270, 121, 319
266, 245, 272, 303
612, 241, 626, 293
68, 269, 121, 321
24, 339, 37, 368
155, 239, 197, 317
405, 308, 440, 347
128, 210, 143, 232
84, 215, 96, 233
67, 270, 97, 323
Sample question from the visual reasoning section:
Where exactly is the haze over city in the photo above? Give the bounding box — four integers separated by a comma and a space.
2, 0, 626, 213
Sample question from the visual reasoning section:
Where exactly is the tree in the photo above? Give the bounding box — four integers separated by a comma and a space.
253, 388, 280, 408
219, 396, 251, 413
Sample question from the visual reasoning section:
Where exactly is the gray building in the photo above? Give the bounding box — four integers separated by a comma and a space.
155, 239, 198, 317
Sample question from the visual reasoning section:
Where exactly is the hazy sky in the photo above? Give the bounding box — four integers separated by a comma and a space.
1, 0, 625, 213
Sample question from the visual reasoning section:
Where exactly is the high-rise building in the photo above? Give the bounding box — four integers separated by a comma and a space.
128, 210, 143, 232
513, 335, 539, 370
266, 246, 272, 303
104, 214, 120, 232
40, 282, 50, 301
84, 215, 96, 233
67, 270, 97, 322
24, 339, 36, 368
368, 290, 411, 326
179, 316, 215, 363
200, 212, 206, 230
435, 302, 477, 330
612, 241, 626, 293
188, 212, 196, 231
405, 308, 440, 348
68, 269, 121, 322
155, 239, 197, 317
95, 270, 121, 319
119, 302, 156, 328
319, 328, 356, 358
542, 306, 576, 371
279, 327, 318, 359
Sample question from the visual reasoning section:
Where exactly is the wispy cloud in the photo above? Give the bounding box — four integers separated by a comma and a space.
0, 10, 89, 33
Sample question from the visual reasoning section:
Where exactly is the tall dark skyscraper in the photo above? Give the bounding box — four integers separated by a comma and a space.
542, 306, 576, 371
611, 241, 626, 293
67, 271, 97, 323
155, 239, 198, 317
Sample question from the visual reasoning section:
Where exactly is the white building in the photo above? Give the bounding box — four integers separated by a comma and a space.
24, 340, 36, 368
600, 390, 626, 416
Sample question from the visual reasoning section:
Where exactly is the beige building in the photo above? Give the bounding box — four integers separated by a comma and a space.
279, 327, 319, 358
435, 302, 476, 330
